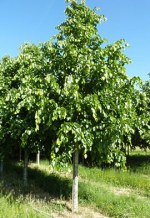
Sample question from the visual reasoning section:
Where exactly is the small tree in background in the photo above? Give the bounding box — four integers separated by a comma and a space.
142, 74, 150, 146
131, 74, 150, 150
0, 56, 21, 174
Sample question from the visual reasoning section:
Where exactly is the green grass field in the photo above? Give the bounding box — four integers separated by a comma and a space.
0, 150, 150, 218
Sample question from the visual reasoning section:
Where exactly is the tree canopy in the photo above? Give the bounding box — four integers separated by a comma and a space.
0, 0, 149, 211
0, 0, 148, 167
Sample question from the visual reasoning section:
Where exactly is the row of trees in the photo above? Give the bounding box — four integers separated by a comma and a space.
0, 0, 149, 212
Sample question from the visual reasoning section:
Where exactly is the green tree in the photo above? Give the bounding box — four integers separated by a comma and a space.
142, 74, 150, 145
0, 56, 21, 174
0, 0, 141, 211
8, 42, 60, 184
44, 0, 140, 211
130, 74, 150, 151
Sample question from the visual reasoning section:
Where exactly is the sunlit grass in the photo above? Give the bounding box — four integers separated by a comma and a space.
78, 165, 150, 217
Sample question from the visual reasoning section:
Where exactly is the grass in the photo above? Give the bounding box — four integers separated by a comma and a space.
0, 163, 68, 218
79, 166, 150, 217
0, 151, 150, 217
127, 149, 150, 175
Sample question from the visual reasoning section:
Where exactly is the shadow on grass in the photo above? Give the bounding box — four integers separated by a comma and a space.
0, 162, 72, 202
127, 154, 150, 173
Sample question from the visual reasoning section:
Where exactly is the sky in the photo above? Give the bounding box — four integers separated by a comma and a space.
0, 0, 150, 81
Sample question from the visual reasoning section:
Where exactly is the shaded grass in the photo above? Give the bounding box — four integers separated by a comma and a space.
127, 152, 150, 175
0, 162, 71, 218
2, 161, 71, 200
0, 152, 150, 218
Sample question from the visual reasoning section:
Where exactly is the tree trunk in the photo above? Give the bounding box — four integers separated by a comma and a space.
23, 150, 28, 186
36, 149, 40, 166
19, 148, 22, 162
72, 148, 79, 213
0, 159, 4, 176
127, 144, 130, 156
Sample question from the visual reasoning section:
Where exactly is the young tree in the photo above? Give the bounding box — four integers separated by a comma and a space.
0, 0, 141, 212
7, 42, 61, 184
45, 0, 139, 212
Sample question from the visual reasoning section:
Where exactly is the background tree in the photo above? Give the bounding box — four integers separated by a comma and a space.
0, 56, 21, 174
131, 74, 150, 150
6, 42, 61, 184
142, 74, 150, 146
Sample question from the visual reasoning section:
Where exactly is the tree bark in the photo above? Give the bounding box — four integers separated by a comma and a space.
127, 145, 130, 156
36, 149, 40, 166
23, 150, 28, 186
126, 144, 130, 156
19, 148, 22, 162
0, 159, 4, 176
72, 148, 79, 213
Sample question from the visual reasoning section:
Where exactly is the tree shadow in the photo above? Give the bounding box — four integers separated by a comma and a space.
126, 154, 150, 172
0, 162, 72, 203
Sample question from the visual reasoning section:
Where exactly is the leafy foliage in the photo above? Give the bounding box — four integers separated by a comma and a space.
0, 0, 149, 168
131, 74, 150, 149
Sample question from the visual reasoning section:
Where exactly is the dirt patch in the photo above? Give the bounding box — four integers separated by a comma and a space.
112, 187, 131, 196
51, 202, 109, 218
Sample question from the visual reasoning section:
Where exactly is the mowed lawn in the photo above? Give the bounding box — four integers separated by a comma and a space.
0, 151, 150, 218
